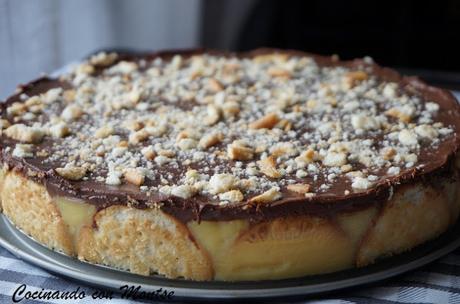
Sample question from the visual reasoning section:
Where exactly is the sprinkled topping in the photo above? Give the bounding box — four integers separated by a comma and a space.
0, 51, 455, 204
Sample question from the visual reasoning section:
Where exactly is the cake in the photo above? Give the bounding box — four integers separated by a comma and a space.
0, 49, 459, 281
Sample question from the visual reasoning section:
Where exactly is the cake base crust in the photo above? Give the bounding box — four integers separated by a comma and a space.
1, 167, 458, 281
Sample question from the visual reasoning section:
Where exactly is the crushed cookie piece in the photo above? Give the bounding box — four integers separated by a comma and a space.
158, 149, 175, 157
75, 63, 95, 75
351, 114, 380, 131
49, 122, 70, 138
61, 104, 83, 121
95, 125, 114, 139
323, 152, 347, 167
141, 146, 156, 160
343, 70, 368, 88
227, 140, 254, 160
4, 124, 45, 143
414, 124, 438, 139
398, 129, 418, 146
176, 130, 190, 141
207, 78, 224, 92
124, 169, 145, 186
171, 184, 196, 199
118, 140, 128, 148
127, 90, 141, 104
425, 102, 440, 112
41, 88, 62, 104
7, 102, 27, 116
258, 156, 281, 178
155, 155, 171, 166
219, 189, 244, 203
253, 53, 289, 64
204, 104, 221, 126
385, 106, 414, 123
63, 89, 76, 102
295, 149, 316, 166
111, 61, 138, 74
199, 132, 223, 149
222, 101, 240, 118
106, 170, 122, 185
36, 149, 49, 157
208, 173, 237, 194
249, 187, 282, 204
12, 144, 34, 158
0, 119, 11, 129
267, 67, 291, 78
387, 166, 401, 175
340, 164, 352, 173
90, 52, 118, 66
351, 176, 374, 190
56, 165, 87, 181
24, 96, 43, 111
176, 138, 198, 151
123, 120, 144, 132
249, 113, 279, 129
129, 129, 149, 144
270, 142, 296, 157
287, 183, 311, 194
382, 147, 396, 160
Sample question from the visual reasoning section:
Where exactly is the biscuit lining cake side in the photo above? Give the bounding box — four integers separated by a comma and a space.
1, 49, 460, 281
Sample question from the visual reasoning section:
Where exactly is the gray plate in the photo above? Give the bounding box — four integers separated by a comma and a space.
1, 214, 460, 301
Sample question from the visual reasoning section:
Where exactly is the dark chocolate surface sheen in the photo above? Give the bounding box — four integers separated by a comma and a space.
1, 48, 460, 223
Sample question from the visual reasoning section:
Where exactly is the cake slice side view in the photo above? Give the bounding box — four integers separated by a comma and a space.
0, 49, 459, 281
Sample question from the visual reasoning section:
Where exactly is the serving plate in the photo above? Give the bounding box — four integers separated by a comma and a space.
1, 213, 460, 301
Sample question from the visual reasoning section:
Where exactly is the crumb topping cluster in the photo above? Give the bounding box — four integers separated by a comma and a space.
0, 51, 453, 205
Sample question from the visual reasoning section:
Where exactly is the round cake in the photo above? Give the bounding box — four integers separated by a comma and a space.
0, 49, 459, 281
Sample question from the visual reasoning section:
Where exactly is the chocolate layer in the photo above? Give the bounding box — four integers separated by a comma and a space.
1, 48, 460, 223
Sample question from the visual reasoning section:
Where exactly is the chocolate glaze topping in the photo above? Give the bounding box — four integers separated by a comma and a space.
1, 49, 460, 223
